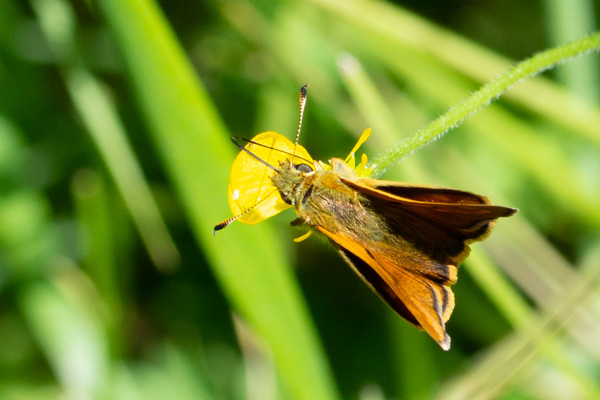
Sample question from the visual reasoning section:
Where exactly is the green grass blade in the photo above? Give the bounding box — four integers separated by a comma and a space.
310, 0, 600, 146
95, 0, 340, 398
30, 0, 180, 272
19, 273, 110, 398
545, 0, 600, 101
368, 32, 600, 175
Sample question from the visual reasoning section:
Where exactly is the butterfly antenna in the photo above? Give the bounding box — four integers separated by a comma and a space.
213, 189, 279, 234
232, 136, 313, 165
230, 137, 278, 172
291, 84, 309, 165
213, 209, 249, 234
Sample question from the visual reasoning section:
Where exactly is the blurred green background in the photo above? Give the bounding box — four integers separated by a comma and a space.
1, 0, 600, 399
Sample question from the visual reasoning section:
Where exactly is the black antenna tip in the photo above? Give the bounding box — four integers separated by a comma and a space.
301, 84, 309, 96
213, 222, 227, 235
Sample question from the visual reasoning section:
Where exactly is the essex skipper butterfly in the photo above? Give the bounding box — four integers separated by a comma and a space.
215, 85, 517, 350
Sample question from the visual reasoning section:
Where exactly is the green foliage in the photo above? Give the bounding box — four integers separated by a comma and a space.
1, 0, 599, 399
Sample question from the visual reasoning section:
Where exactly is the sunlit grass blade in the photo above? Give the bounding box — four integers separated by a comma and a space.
338, 54, 405, 147
367, 33, 600, 175
71, 169, 125, 350
545, 0, 600, 101
111, 344, 216, 400
340, 36, 600, 224
19, 269, 110, 398
30, 0, 180, 272
94, 0, 340, 398
310, 0, 600, 145
441, 259, 600, 399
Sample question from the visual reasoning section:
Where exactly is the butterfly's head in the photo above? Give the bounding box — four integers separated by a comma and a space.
271, 160, 315, 206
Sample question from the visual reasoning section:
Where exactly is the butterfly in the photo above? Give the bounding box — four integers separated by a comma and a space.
215, 85, 517, 350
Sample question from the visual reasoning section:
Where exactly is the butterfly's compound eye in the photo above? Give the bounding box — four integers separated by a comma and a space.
294, 163, 313, 173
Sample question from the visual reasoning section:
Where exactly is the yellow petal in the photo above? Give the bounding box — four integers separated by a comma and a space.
228, 131, 313, 224
344, 128, 372, 168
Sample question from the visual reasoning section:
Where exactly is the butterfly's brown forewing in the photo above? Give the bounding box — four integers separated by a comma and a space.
287, 159, 516, 350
